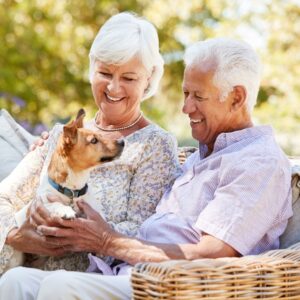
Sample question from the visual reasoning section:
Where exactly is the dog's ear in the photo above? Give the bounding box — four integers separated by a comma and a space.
63, 120, 78, 145
75, 108, 85, 128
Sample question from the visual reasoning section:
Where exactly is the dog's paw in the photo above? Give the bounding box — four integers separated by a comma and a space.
44, 202, 76, 220
58, 206, 77, 220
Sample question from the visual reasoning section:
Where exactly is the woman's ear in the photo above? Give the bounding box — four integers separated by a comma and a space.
231, 85, 247, 111
144, 67, 155, 94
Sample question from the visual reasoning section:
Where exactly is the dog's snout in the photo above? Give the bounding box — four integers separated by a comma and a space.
117, 139, 125, 148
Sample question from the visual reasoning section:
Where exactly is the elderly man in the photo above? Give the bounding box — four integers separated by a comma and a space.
0, 38, 292, 300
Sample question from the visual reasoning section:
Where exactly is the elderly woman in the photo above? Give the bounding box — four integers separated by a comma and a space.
0, 12, 180, 273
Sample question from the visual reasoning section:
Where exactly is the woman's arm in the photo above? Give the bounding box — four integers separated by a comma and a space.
0, 125, 63, 255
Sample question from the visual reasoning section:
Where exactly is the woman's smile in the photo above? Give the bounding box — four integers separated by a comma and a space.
105, 93, 125, 103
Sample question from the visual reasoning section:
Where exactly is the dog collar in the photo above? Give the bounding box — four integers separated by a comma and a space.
48, 177, 88, 199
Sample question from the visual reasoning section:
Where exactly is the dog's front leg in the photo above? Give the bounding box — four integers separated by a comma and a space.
44, 202, 77, 219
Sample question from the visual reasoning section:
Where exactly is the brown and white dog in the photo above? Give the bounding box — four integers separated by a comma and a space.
8, 108, 124, 271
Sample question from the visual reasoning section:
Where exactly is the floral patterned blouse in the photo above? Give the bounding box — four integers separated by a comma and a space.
0, 122, 181, 273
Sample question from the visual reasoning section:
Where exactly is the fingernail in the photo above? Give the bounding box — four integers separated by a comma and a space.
36, 227, 44, 236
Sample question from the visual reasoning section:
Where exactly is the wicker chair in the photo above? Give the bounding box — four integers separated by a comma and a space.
131, 149, 300, 299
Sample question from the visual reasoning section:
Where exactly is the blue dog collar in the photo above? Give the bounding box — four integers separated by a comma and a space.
48, 177, 88, 199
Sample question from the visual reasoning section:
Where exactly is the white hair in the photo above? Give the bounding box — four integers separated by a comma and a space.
183, 38, 261, 112
89, 12, 164, 101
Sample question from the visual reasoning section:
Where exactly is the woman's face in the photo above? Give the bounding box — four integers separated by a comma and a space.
91, 56, 149, 124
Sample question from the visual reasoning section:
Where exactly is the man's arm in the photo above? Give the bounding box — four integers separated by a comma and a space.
104, 232, 240, 265
36, 200, 240, 265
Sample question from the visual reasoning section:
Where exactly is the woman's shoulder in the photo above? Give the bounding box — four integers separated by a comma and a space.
42, 123, 63, 149
48, 123, 63, 138
131, 123, 176, 142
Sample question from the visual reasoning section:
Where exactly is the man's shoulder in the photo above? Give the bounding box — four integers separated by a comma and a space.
231, 125, 285, 158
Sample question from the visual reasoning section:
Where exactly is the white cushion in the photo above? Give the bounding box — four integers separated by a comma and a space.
280, 162, 300, 248
0, 109, 35, 181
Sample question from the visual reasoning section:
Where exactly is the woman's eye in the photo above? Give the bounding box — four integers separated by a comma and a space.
90, 137, 98, 144
123, 77, 135, 82
99, 72, 111, 77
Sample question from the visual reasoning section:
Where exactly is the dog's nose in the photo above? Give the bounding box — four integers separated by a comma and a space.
117, 139, 125, 148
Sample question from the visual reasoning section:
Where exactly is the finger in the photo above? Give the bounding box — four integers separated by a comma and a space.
37, 225, 73, 238
77, 200, 100, 220
29, 198, 47, 226
29, 216, 38, 228
31, 210, 48, 226
36, 204, 51, 219
49, 248, 69, 257
41, 131, 49, 140
36, 139, 45, 147
33, 204, 63, 227
43, 236, 71, 247
29, 144, 36, 151
48, 215, 78, 228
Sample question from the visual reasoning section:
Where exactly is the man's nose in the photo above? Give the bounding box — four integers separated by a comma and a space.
182, 96, 196, 114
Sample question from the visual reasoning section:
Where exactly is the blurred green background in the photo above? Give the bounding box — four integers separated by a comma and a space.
1, 0, 300, 154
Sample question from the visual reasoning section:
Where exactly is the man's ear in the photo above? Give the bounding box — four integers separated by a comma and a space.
63, 121, 78, 145
231, 86, 247, 111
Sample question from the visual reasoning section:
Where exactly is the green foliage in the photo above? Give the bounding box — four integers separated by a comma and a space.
1, 0, 300, 154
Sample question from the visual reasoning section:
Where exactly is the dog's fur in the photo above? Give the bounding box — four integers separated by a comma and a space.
7, 109, 124, 271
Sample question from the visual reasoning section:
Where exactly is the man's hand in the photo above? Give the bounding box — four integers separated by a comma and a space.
6, 219, 67, 256
36, 200, 115, 254
29, 131, 49, 151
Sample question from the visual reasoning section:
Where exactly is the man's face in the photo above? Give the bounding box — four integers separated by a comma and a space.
182, 66, 235, 151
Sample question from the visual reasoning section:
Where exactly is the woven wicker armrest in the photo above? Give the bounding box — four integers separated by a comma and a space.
131, 242, 300, 299
177, 146, 197, 164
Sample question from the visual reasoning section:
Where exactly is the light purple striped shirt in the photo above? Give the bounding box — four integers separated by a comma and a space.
137, 125, 292, 255
88, 125, 292, 275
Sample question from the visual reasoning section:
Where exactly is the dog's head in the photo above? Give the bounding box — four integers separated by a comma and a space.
60, 108, 124, 172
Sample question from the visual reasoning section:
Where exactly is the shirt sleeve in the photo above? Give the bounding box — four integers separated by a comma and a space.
0, 125, 61, 253
194, 155, 292, 255
109, 132, 182, 237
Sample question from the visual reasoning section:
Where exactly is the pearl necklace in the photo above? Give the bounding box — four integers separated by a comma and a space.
94, 111, 143, 132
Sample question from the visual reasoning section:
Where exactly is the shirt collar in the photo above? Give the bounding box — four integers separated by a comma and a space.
198, 125, 274, 159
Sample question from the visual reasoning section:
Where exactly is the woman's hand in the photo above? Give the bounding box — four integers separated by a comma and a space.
36, 200, 115, 255
6, 196, 71, 256
6, 219, 67, 256
29, 131, 49, 151
29, 195, 64, 227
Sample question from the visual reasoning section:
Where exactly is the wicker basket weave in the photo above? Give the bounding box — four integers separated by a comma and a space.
131, 242, 300, 299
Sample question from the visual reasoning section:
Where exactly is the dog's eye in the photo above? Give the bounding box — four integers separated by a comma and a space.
90, 137, 98, 144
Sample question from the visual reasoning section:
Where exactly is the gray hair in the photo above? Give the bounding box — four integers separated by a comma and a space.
183, 38, 261, 112
89, 12, 164, 101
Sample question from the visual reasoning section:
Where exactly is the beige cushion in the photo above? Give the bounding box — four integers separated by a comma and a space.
0, 109, 35, 181
280, 161, 300, 248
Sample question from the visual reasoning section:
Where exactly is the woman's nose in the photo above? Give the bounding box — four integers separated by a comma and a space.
107, 78, 121, 93
182, 96, 196, 114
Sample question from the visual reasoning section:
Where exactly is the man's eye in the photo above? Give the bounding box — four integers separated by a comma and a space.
183, 91, 189, 98
195, 95, 208, 101
90, 137, 98, 144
